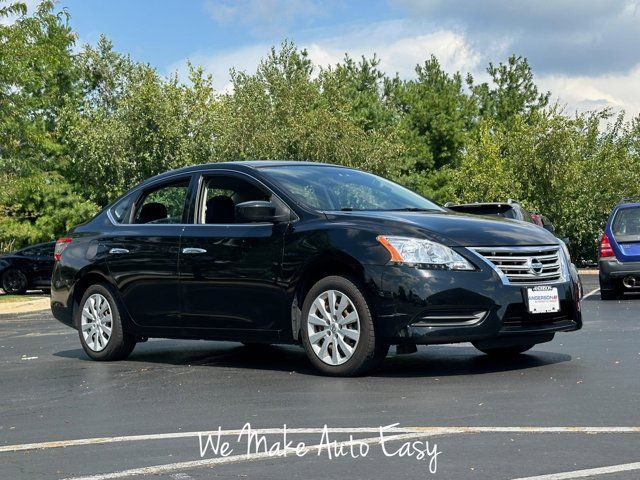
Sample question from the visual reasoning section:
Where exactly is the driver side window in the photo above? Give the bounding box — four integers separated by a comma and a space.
199, 174, 282, 224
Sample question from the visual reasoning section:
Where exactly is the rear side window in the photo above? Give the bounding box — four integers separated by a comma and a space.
110, 195, 135, 223
134, 180, 191, 224
613, 207, 640, 236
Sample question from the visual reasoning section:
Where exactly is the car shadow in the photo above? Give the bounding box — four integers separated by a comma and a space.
54, 341, 571, 378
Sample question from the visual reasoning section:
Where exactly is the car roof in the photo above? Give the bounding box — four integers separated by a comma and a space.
616, 201, 640, 208
136, 160, 343, 189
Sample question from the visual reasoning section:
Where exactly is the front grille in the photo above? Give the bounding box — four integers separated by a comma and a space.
471, 246, 563, 284
502, 302, 571, 327
500, 302, 576, 332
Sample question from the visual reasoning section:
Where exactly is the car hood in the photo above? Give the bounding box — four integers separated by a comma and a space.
326, 211, 559, 247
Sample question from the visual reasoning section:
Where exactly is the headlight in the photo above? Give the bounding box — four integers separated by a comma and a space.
377, 235, 475, 270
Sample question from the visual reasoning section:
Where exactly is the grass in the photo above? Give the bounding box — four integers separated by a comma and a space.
0, 293, 45, 303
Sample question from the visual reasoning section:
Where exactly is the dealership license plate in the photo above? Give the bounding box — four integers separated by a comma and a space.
526, 286, 560, 314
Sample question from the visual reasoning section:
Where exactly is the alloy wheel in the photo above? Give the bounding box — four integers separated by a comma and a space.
2, 269, 27, 294
306, 289, 361, 366
81, 293, 113, 352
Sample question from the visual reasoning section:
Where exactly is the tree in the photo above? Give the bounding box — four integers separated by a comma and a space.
470, 55, 550, 123
0, 172, 98, 247
0, 0, 79, 174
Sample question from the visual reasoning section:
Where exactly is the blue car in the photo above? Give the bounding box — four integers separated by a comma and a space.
599, 201, 640, 299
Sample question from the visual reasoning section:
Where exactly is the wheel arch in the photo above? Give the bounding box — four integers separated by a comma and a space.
290, 251, 370, 342
71, 270, 118, 327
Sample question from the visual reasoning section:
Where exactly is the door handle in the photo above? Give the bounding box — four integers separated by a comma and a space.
182, 247, 207, 254
109, 248, 129, 255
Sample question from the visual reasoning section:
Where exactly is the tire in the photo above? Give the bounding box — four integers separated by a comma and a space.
1, 268, 28, 294
300, 275, 388, 376
600, 288, 622, 300
473, 344, 535, 357
76, 284, 136, 361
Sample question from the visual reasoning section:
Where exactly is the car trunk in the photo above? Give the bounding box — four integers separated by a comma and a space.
612, 206, 640, 262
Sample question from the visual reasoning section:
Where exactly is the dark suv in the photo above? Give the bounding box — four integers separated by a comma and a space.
51, 162, 582, 376
445, 200, 542, 225
599, 200, 640, 299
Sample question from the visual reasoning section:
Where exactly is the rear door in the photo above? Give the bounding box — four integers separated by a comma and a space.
104, 175, 196, 327
610, 206, 640, 262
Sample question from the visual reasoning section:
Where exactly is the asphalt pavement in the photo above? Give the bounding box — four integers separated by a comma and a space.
1, 274, 640, 480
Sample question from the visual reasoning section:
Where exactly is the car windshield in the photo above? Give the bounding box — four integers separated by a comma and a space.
261, 165, 442, 212
449, 204, 517, 219
612, 206, 640, 236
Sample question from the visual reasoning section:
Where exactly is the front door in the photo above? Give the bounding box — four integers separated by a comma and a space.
179, 172, 288, 333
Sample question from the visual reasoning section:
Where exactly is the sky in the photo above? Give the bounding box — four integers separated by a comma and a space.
47, 0, 640, 117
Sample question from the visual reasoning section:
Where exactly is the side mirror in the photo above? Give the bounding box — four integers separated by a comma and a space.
235, 201, 287, 223
561, 237, 570, 246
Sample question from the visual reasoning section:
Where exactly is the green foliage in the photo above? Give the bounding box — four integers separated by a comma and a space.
59, 38, 219, 205
213, 42, 405, 179
1, 1, 639, 262
452, 110, 640, 260
0, 0, 79, 174
470, 55, 550, 123
0, 172, 98, 248
389, 55, 477, 173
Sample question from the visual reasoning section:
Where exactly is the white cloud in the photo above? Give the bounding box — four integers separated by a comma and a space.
169, 19, 483, 91
540, 66, 640, 118
169, 14, 640, 119
304, 26, 481, 79
393, 0, 640, 76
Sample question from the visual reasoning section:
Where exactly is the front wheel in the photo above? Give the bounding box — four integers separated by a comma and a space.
473, 343, 535, 357
2, 268, 28, 294
300, 276, 387, 376
76, 284, 136, 361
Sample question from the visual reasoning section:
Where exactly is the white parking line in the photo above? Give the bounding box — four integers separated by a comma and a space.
2, 426, 640, 453
582, 287, 600, 299
59, 432, 434, 480
512, 461, 640, 479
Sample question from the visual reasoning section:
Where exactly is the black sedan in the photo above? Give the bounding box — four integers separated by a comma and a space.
1, 242, 55, 294
51, 162, 582, 376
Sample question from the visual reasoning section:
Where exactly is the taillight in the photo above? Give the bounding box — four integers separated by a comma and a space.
599, 233, 615, 258
54, 237, 73, 261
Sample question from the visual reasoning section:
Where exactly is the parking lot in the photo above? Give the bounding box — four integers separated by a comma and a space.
1, 274, 639, 479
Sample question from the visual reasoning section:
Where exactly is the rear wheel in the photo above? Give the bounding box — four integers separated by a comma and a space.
76, 284, 136, 361
300, 275, 387, 376
1, 268, 28, 294
474, 343, 535, 357
600, 286, 623, 300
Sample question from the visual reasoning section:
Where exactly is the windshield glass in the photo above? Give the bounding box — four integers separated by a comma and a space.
261, 165, 442, 212
613, 206, 640, 236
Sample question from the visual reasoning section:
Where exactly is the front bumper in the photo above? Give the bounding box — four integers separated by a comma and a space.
366, 261, 582, 345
